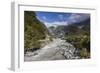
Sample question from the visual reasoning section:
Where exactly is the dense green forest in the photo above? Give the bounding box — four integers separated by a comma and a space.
48, 18, 90, 58
64, 19, 90, 58
24, 11, 90, 59
24, 11, 51, 52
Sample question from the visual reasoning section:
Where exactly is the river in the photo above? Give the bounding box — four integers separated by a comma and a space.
24, 38, 79, 61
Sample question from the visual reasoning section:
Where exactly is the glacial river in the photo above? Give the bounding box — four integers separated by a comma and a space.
24, 38, 79, 61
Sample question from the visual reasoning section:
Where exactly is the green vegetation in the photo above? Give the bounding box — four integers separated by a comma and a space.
24, 11, 51, 52
24, 11, 90, 59
65, 24, 90, 58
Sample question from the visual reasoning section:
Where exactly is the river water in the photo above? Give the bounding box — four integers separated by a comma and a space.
24, 38, 79, 61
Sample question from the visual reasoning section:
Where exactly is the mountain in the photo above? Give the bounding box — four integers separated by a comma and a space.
24, 11, 51, 52
72, 18, 90, 26
71, 18, 90, 32
48, 18, 90, 38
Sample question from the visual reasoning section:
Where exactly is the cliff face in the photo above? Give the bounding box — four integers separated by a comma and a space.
24, 11, 50, 51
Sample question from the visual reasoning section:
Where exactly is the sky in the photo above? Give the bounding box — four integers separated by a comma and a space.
35, 11, 90, 27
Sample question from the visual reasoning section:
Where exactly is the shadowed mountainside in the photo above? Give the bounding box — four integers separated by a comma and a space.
48, 18, 90, 58
24, 11, 90, 61
24, 11, 51, 52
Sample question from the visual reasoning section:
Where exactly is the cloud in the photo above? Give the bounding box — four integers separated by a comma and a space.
68, 13, 90, 23
44, 21, 68, 27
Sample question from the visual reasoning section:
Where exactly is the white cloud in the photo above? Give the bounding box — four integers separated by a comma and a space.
68, 13, 90, 23
69, 14, 81, 20
44, 21, 68, 27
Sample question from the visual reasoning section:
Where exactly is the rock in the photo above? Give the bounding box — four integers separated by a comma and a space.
24, 38, 79, 61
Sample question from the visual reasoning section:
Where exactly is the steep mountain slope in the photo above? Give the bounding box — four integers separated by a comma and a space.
48, 18, 90, 38
24, 11, 51, 52
48, 18, 90, 58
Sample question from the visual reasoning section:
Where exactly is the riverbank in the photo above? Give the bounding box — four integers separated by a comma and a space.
24, 38, 79, 61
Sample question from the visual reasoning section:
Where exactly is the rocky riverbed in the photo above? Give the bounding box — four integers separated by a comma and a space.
24, 38, 80, 61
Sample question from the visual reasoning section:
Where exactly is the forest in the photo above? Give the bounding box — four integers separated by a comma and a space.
24, 11, 90, 61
